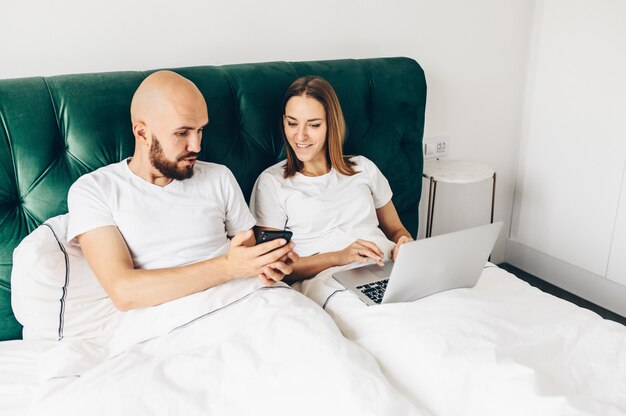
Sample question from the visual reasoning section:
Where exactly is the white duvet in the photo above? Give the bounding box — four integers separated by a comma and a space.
0, 339, 57, 416
300, 264, 626, 416
26, 278, 422, 416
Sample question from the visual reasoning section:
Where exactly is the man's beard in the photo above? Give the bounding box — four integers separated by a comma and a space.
149, 135, 197, 181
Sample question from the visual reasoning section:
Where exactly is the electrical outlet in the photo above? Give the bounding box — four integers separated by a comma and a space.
423, 135, 449, 159
437, 140, 447, 154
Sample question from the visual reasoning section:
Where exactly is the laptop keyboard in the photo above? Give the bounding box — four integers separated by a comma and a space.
356, 279, 389, 304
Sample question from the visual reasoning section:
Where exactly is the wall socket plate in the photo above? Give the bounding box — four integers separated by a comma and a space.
423, 135, 449, 159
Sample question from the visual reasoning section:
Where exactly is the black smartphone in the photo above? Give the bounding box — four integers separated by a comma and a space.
256, 230, 293, 245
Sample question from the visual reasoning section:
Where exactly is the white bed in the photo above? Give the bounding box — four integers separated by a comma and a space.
300, 263, 626, 416
0, 265, 626, 416
3, 264, 625, 415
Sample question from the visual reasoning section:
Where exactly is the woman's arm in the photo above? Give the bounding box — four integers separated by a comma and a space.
255, 226, 384, 281
376, 201, 414, 260
289, 241, 384, 280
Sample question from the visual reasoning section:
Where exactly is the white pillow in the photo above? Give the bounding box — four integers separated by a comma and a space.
11, 214, 121, 341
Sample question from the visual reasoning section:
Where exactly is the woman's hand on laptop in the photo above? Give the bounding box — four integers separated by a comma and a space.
334, 240, 385, 267
391, 235, 414, 261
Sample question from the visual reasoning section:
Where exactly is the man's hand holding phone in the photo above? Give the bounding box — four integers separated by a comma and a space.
225, 230, 297, 284
254, 230, 298, 284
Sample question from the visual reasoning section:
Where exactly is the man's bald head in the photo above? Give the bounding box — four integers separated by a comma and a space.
127, 71, 209, 185
131, 71, 207, 128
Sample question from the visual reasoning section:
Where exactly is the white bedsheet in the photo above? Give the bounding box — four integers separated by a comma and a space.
0, 339, 56, 416
26, 278, 423, 416
300, 264, 626, 416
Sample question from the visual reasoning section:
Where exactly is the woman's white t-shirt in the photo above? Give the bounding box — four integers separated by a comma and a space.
250, 156, 395, 258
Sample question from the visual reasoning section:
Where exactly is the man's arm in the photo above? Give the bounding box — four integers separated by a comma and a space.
79, 226, 294, 311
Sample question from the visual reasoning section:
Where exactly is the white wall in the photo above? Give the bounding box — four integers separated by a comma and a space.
0, 0, 534, 262
509, 0, 626, 314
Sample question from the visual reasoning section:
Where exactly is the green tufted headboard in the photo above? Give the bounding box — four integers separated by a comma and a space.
0, 57, 427, 340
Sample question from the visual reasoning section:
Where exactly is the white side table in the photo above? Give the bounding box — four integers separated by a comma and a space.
422, 159, 496, 238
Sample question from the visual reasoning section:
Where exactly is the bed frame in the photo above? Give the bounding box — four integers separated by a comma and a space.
0, 58, 427, 340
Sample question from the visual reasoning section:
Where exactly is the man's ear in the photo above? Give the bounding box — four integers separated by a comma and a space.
132, 122, 149, 146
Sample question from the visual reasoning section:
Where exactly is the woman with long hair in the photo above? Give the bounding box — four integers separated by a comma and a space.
251, 76, 413, 280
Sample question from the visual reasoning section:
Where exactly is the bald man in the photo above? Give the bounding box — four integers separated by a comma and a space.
67, 71, 297, 311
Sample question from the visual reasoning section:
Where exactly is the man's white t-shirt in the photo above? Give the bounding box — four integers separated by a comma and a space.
67, 159, 255, 270
250, 156, 395, 258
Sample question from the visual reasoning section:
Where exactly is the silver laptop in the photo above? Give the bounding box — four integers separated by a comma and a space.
332, 222, 503, 306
